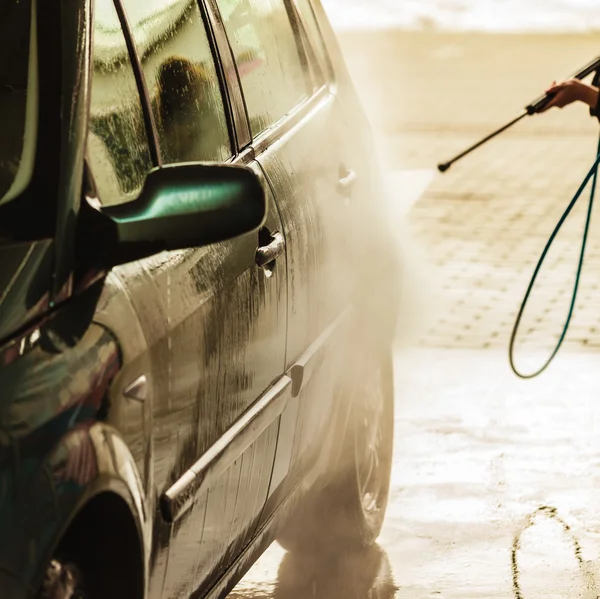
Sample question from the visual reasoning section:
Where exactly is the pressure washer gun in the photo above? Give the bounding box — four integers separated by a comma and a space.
437, 55, 600, 173
435, 55, 600, 379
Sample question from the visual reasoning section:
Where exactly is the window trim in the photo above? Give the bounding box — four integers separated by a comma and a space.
113, 0, 163, 167
284, 0, 323, 92
291, 0, 336, 87
282, 0, 315, 93
203, 0, 252, 151
251, 84, 330, 158
199, 0, 246, 155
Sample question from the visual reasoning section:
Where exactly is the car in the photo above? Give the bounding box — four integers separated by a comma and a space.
0, 0, 400, 597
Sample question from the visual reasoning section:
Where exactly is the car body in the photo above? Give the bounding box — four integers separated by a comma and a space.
0, 0, 399, 597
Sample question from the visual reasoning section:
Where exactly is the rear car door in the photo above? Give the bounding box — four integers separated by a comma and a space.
215, 0, 361, 501
87, 1, 289, 596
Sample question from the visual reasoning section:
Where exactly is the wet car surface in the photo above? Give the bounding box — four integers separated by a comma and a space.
0, 0, 398, 597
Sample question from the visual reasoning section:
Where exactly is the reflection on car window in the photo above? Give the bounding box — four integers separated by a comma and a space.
88, 0, 154, 207
0, 0, 38, 206
294, 0, 326, 81
216, 0, 310, 137
122, 0, 231, 164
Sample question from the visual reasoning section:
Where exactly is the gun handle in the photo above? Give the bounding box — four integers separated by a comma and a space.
526, 91, 557, 115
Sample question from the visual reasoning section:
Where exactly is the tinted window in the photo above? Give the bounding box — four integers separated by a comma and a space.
0, 0, 37, 205
216, 0, 310, 137
88, 0, 153, 207
122, 0, 231, 164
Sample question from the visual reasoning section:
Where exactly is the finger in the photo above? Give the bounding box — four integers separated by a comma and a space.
538, 91, 558, 110
538, 97, 558, 112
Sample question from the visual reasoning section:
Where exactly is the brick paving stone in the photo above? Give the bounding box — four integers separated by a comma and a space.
404, 134, 600, 349
400, 138, 600, 350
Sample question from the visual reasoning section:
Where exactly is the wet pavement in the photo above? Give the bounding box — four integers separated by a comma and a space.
231, 348, 600, 599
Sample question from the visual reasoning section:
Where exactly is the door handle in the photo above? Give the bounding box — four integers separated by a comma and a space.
256, 231, 285, 269
338, 168, 357, 192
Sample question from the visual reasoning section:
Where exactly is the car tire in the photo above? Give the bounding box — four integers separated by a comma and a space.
278, 349, 394, 554
273, 544, 397, 599
38, 558, 89, 599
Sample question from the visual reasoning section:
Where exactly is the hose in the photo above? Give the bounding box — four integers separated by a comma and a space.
509, 135, 600, 378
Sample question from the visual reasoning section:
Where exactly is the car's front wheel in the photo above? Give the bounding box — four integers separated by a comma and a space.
278, 349, 395, 553
38, 558, 88, 599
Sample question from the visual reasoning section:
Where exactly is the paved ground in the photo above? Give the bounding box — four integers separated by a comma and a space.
230, 30, 600, 599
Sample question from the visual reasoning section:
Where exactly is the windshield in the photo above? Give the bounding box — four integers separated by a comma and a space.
0, 0, 38, 205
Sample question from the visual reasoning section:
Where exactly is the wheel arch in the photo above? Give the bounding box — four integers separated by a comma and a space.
48, 488, 145, 599
34, 423, 150, 599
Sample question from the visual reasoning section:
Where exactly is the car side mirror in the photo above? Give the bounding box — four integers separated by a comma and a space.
101, 163, 266, 266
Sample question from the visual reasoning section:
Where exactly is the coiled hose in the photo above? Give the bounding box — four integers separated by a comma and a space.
509, 135, 600, 378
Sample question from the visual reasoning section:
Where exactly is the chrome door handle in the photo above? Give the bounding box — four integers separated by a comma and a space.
256, 231, 285, 269
338, 169, 357, 191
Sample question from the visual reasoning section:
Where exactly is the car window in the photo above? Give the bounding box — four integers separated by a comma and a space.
294, 0, 327, 82
87, 0, 154, 207
122, 0, 232, 164
216, 0, 311, 137
0, 0, 38, 206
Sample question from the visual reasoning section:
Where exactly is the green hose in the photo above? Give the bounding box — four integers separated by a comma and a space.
509, 136, 600, 378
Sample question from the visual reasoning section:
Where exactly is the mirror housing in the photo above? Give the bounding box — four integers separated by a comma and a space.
101, 163, 266, 266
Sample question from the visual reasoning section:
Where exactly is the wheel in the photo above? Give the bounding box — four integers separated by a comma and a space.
38, 558, 88, 599
274, 544, 397, 599
278, 349, 394, 553
36, 494, 143, 599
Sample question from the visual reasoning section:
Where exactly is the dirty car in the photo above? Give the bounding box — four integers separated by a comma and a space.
0, 0, 399, 597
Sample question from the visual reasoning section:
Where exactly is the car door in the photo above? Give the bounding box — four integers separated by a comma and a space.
215, 0, 360, 505
297, 0, 398, 319
86, 1, 289, 597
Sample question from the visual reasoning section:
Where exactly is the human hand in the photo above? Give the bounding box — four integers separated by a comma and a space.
538, 79, 599, 112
